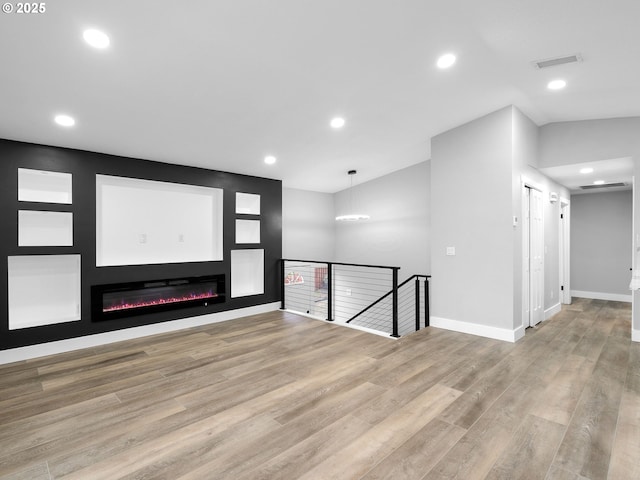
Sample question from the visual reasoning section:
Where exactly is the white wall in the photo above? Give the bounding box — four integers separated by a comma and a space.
431, 107, 515, 334
429, 106, 568, 340
282, 188, 335, 260
512, 108, 539, 329
522, 166, 570, 308
282, 114, 639, 341
512, 109, 571, 322
540, 116, 639, 339
334, 161, 430, 280
570, 191, 632, 299
540, 117, 640, 167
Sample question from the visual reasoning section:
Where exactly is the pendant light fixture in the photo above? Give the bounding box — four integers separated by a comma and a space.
335, 170, 370, 221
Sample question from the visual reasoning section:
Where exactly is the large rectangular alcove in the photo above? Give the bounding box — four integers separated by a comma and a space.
92, 274, 225, 321
96, 175, 223, 267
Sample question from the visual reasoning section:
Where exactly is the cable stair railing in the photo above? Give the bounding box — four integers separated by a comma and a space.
346, 274, 430, 337
280, 258, 430, 338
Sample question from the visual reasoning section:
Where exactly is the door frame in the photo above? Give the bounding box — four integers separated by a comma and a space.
559, 198, 571, 304
522, 177, 545, 329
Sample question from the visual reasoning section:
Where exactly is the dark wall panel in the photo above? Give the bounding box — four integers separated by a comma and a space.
0, 139, 282, 350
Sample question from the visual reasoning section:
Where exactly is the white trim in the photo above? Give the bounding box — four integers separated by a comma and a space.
632, 329, 640, 343
559, 201, 571, 305
571, 290, 632, 303
284, 309, 396, 339
431, 316, 522, 343
0, 302, 280, 365
545, 302, 562, 320
335, 321, 397, 339
521, 175, 544, 192
513, 325, 526, 342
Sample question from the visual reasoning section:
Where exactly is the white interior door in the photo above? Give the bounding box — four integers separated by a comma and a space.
523, 185, 544, 328
529, 187, 544, 326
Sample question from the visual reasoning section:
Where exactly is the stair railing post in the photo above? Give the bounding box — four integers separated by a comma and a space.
391, 267, 400, 338
280, 259, 286, 310
327, 262, 333, 321
415, 276, 420, 332
424, 276, 430, 327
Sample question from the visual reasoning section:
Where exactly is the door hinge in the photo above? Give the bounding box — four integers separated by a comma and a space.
560, 213, 564, 219
561, 286, 564, 291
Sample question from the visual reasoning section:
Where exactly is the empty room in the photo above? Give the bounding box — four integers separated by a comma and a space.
1, 1, 639, 479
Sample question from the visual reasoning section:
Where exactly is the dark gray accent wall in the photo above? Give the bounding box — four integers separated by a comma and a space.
0, 139, 282, 350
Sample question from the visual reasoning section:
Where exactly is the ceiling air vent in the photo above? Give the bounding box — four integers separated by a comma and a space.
579, 182, 626, 190
534, 54, 582, 69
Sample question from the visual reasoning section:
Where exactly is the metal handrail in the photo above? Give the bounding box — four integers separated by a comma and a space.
346, 274, 430, 324
281, 258, 430, 338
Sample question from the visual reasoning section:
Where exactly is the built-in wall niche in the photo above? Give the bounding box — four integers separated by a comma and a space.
8, 254, 81, 330
18, 168, 72, 204
236, 192, 260, 215
235, 219, 260, 244
18, 210, 73, 246
96, 175, 223, 267
231, 249, 264, 298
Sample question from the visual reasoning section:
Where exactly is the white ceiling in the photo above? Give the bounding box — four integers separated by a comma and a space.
1, 0, 639, 192
539, 157, 634, 195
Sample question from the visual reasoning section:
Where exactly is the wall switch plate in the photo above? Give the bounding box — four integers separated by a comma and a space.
446, 247, 455, 256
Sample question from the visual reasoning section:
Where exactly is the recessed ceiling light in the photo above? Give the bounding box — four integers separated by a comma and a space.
83, 29, 110, 49
547, 79, 567, 90
330, 117, 345, 129
593, 180, 605, 185
264, 155, 276, 165
437, 53, 456, 69
54, 114, 75, 127
580, 167, 594, 174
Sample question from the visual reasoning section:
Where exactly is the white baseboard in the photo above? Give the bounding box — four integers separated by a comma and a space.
336, 321, 397, 339
0, 302, 281, 365
513, 325, 525, 342
545, 303, 562, 320
633, 329, 640, 343
430, 316, 522, 343
571, 290, 632, 303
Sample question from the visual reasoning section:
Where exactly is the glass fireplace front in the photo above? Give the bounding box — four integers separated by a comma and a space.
92, 274, 225, 321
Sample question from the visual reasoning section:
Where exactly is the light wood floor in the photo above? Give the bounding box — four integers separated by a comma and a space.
0, 298, 638, 480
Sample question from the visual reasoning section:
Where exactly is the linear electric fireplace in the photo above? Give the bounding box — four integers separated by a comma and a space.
91, 274, 225, 321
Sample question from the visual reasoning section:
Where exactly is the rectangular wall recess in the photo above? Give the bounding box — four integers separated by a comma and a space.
18, 168, 72, 204
235, 219, 260, 244
96, 175, 223, 266
8, 254, 81, 330
18, 210, 73, 246
235, 192, 260, 215
231, 249, 264, 298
